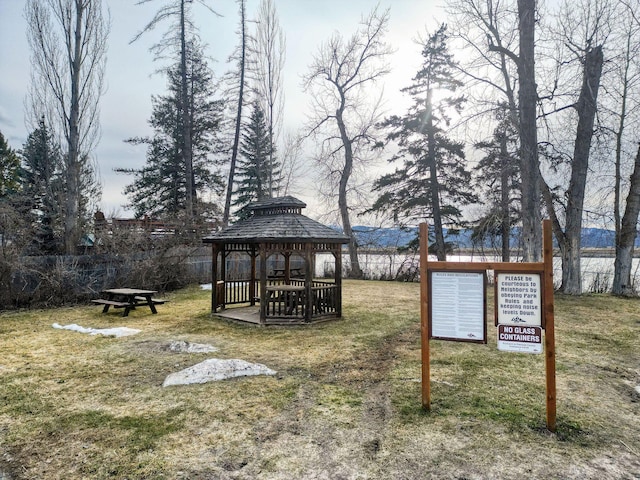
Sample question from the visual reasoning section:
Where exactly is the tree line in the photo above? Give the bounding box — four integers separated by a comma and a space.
1, 0, 640, 296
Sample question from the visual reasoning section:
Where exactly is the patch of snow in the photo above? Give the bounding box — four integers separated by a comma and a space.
200, 283, 212, 290
168, 340, 218, 353
635, 385, 640, 395
52, 323, 141, 338
162, 358, 276, 387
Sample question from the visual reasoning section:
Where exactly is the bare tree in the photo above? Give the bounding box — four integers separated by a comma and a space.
249, 0, 285, 198
25, 0, 109, 254
539, 0, 609, 294
447, 0, 520, 125
611, 0, 640, 294
304, 7, 391, 278
278, 129, 305, 196
614, 145, 640, 294
516, 0, 542, 261
449, 0, 541, 260
447, 0, 521, 260
223, 0, 248, 226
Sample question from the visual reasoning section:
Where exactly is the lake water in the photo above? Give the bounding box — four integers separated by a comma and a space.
315, 252, 639, 293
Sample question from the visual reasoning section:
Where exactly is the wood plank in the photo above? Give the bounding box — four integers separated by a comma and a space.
419, 223, 430, 411
91, 299, 129, 308
134, 296, 167, 304
427, 261, 545, 272
543, 219, 557, 433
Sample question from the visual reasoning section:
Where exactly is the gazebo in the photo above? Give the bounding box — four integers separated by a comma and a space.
202, 196, 350, 325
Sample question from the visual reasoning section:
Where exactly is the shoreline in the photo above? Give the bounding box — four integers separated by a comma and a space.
356, 247, 633, 258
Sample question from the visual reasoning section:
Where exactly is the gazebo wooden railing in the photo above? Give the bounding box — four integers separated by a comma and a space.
262, 280, 338, 321
219, 278, 339, 319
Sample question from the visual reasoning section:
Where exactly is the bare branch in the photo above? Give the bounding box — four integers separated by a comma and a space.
303, 6, 390, 277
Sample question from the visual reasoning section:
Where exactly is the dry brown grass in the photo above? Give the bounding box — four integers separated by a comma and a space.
0, 280, 639, 479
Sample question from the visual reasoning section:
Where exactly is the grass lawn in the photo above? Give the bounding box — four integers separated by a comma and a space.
0, 280, 639, 479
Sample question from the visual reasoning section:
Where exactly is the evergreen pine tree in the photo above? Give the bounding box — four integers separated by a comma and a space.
233, 101, 279, 212
119, 40, 224, 222
370, 24, 476, 260
19, 118, 64, 254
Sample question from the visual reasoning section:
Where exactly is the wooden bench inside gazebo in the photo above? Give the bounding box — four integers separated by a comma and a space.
202, 196, 350, 325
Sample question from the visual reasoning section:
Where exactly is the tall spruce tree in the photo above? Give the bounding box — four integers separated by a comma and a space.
19, 118, 64, 254
132, 0, 220, 220
370, 24, 475, 260
119, 41, 224, 221
233, 101, 278, 212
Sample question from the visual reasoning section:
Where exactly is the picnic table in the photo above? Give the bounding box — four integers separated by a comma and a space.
92, 288, 165, 317
266, 284, 304, 316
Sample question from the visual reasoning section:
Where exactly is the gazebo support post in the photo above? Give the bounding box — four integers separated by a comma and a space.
221, 245, 227, 310
211, 244, 218, 312
304, 242, 313, 322
335, 247, 343, 317
259, 244, 267, 325
284, 251, 291, 284
250, 245, 257, 306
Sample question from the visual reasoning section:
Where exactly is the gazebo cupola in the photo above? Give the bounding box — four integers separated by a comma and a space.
202, 196, 350, 325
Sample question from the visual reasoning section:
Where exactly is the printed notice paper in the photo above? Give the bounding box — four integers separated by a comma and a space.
430, 271, 486, 343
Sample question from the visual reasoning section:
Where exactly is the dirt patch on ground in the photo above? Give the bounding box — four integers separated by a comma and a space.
180, 324, 412, 479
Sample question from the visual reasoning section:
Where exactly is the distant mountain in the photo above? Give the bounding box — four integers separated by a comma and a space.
351, 226, 417, 248
350, 225, 629, 250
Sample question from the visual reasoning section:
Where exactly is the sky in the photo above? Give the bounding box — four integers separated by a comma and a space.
0, 0, 445, 219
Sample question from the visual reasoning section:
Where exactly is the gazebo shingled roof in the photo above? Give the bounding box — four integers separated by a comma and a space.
202, 196, 349, 325
202, 196, 349, 245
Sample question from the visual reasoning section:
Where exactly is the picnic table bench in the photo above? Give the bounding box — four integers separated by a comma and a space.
271, 267, 303, 279
92, 288, 166, 317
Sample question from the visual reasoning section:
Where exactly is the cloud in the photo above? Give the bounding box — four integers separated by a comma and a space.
0, 104, 16, 129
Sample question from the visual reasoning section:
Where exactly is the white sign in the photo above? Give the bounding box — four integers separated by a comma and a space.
430, 271, 486, 343
497, 324, 543, 354
496, 273, 542, 327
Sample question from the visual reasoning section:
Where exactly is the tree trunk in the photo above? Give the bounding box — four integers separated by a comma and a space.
426, 90, 447, 261
223, 0, 246, 227
180, 0, 195, 219
613, 32, 633, 290
27, 0, 107, 255
336, 107, 363, 278
429, 161, 447, 261
561, 46, 603, 294
64, 2, 84, 255
614, 76, 628, 243
500, 133, 511, 262
517, 0, 541, 262
613, 144, 640, 295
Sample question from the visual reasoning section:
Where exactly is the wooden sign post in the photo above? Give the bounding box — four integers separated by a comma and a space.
420, 220, 556, 432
